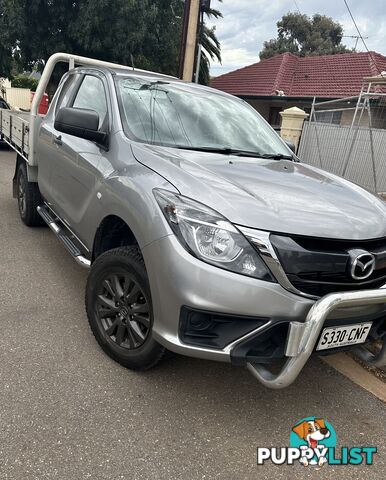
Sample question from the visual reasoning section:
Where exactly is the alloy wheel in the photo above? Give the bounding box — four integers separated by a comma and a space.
95, 273, 151, 349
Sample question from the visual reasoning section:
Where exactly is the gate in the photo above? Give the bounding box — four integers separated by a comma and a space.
298, 76, 386, 193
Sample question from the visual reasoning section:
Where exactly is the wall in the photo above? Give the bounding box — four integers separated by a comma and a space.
244, 97, 313, 127
4, 87, 31, 110
245, 100, 271, 121
340, 109, 369, 127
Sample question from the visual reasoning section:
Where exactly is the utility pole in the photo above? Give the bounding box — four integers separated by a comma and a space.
194, 6, 205, 83
178, 0, 201, 82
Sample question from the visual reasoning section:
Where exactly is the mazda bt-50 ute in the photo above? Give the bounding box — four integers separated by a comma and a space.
1, 53, 385, 388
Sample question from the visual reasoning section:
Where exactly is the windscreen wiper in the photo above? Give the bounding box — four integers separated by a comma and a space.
175, 146, 295, 160
259, 153, 294, 160
175, 146, 264, 157
140, 80, 170, 88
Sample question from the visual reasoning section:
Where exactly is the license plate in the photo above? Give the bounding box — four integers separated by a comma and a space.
316, 322, 372, 351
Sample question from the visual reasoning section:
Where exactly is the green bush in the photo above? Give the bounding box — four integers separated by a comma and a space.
12, 75, 39, 91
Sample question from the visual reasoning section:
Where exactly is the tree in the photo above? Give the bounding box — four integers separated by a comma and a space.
11, 74, 39, 90
70, 1, 180, 73
0, 0, 24, 76
0, 0, 81, 78
260, 12, 351, 60
198, 2, 222, 84
0, 0, 222, 85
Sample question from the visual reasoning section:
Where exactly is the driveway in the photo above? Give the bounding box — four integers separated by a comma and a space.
0, 148, 385, 479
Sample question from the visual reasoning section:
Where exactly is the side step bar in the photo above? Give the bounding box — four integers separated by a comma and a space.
37, 205, 91, 268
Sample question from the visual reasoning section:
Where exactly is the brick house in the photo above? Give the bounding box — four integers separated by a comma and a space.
211, 51, 386, 129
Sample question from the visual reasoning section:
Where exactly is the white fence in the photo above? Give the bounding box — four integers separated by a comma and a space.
4, 88, 31, 110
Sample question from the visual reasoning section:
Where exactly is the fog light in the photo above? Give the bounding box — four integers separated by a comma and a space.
179, 307, 268, 349
189, 312, 214, 331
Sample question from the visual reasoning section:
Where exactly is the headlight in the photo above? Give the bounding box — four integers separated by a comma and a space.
153, 189, 274, 282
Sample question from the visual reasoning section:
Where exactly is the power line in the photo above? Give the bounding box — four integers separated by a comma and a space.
293, 0, 301, 14
343, 0, 386, 80
343, 0, 370, 51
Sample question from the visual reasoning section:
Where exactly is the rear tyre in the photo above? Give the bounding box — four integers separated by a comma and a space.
86, 246, 166, 370
16, 162, 44, 227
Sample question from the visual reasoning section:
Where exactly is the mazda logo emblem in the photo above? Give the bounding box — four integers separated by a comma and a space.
349, 249, 376, 280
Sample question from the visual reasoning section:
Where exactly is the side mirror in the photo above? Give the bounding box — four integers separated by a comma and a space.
285, 140, 296, 153
54, 107, 107, 145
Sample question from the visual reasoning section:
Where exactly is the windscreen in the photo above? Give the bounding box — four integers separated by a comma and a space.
116, 77, 289, 155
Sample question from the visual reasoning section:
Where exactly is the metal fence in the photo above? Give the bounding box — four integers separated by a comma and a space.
298, 85, 386, 194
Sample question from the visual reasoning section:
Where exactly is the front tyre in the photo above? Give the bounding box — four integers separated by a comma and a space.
85, 246, 165, 370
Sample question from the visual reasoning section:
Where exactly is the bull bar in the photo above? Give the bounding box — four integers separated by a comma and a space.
246, 289, 386, 389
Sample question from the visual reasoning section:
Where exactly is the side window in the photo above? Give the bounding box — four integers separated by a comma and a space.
55, 74, 79, 113
72, 75, 108, 129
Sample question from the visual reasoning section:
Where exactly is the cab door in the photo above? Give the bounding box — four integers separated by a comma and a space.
42, 73, 110, 241
36, 72, 81, 203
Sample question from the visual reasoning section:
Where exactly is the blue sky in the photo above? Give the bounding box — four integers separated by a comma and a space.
207, 0, 386, 76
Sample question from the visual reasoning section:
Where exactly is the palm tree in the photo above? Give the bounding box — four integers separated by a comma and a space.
198, 3, 222, 85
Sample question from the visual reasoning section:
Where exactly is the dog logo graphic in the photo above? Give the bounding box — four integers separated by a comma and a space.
290, 417, 337, 466
257, 417, 376, 466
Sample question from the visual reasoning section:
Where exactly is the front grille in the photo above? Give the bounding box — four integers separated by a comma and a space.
270, 234, 386, 297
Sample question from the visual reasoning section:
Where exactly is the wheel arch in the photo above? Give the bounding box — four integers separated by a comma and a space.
12, 155, 38, 197
92, 214, 139, 262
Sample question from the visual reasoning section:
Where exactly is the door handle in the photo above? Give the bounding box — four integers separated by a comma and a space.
53, 135, 62, 146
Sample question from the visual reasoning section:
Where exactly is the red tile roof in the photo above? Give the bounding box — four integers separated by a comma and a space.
211, 52, 386, 98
